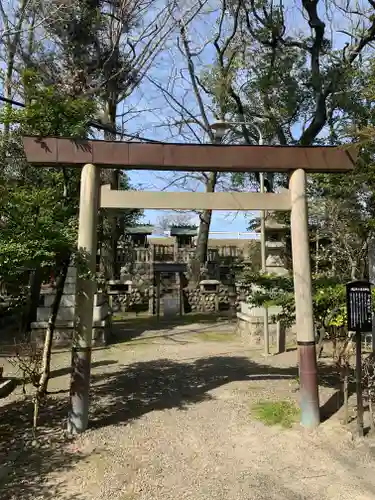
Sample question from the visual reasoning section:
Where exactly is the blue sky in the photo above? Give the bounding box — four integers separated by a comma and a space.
126, 170, 254, 232
0, 0, 359, 234
120, 6, 260, 233
119, 0, 357, 233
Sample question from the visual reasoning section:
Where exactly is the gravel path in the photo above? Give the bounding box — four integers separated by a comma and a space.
1, 321, 375, 500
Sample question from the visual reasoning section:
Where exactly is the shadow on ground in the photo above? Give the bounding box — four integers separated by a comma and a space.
48, 359, 118, 382
0, 359, 119, 500
89, 356, 298, 428
0, 396, 86, 500
0, 353, 343, 499
110, 311, 236, 344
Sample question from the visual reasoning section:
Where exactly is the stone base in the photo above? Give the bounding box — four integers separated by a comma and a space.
36, 302, 109, 323
31, 319, 111, 348
235, 312, 295, 347
235, 313, 269, 346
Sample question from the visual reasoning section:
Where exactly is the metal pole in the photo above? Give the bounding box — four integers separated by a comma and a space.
68, 163, 100, 434
260, 172, 269, 356
290, 168, 320, 429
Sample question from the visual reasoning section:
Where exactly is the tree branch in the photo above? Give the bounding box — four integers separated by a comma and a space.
179, 20, 213, 140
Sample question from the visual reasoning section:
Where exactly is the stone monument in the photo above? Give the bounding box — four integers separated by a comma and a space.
237, 214, 290, 347
31, 265, 111, 347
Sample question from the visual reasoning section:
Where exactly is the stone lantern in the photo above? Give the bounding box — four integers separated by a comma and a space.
255, 214, 288, 276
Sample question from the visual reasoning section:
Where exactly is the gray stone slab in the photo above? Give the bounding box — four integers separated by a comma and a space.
93, 303, 109, 321
37, 303, 108, 322
240, 301, 282, 317
31, 321, 111, 348
94, 293, 107, 307
44, 294, 75, 308
65, 275, 77, 284
66, 266, 77, 278
43, 292, 106, 308
37, 306, 75, 322
63, 283, 76, 294
163, 295, 180, 317
31, 320, 74, 328
31, 319, 109, 329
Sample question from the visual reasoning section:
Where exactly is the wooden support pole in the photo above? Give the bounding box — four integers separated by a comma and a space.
68, 164, 99, 434
156, 273, 161, 320
356, 330, 364, 436
290, 169, 320, 429
179, 272, 184, 316
276, 321, 286, 354
260, 172, 270, 356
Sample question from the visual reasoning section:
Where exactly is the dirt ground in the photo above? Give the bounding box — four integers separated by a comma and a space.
1, 316, 375, 500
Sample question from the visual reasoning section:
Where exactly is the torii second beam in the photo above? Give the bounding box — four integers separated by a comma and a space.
100, 185, 292, 211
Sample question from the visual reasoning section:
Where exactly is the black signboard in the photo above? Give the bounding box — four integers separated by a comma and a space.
346, 280, 373, 333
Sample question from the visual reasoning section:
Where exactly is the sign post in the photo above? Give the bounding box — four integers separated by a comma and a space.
346, 280, 373, 437
368, 239, 375, 353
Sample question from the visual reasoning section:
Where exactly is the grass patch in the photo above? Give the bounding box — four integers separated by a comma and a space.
252, 400, 300, 428
120, 336, 158, 345
286, 341, 297, 350
112, 311, 232, 326
193, 331, 237, 342
112, 312, 150, 321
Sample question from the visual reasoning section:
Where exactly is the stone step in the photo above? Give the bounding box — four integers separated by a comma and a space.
31, 319, 109, 329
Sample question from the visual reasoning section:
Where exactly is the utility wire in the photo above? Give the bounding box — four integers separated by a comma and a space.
0, 95, 25, 108
0, 95, 162, 144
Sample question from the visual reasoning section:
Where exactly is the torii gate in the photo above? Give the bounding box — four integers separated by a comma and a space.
22, 136, 357, 433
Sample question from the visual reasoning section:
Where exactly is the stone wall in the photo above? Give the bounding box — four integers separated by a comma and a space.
109, 280, 252, 316
182, 283, 251, 313
183, 288, 218, 312
112, 288, 150, 313
236, 302, 296, 348
235, 317, 296, 348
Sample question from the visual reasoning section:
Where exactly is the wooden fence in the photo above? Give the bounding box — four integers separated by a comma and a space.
119, 244, 245, 264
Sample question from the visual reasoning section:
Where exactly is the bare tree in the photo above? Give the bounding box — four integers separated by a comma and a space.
146, 6, 261, 271
5, 0, 207, 281
0, 0, 31, 136
310, 196, 370, 280
155, 211, 196, 233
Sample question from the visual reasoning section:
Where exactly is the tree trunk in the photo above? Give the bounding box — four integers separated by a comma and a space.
99, 97, 119, 281
316, 326, 326, 359
195, 172, 217, 269
34, 254, 70, 429
369, 392, 375, 432
22, 266, 42, 336
332, 335, 338, 361
343, 370, 349, 425
0, 0, 28, 167
340, 338, 354, 426
100, 169, 119, 280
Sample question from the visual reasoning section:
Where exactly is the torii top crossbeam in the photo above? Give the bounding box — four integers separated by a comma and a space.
22, 136, 357, 172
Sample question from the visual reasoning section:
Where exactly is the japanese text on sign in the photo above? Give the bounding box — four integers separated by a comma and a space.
346, 281, 373, 333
